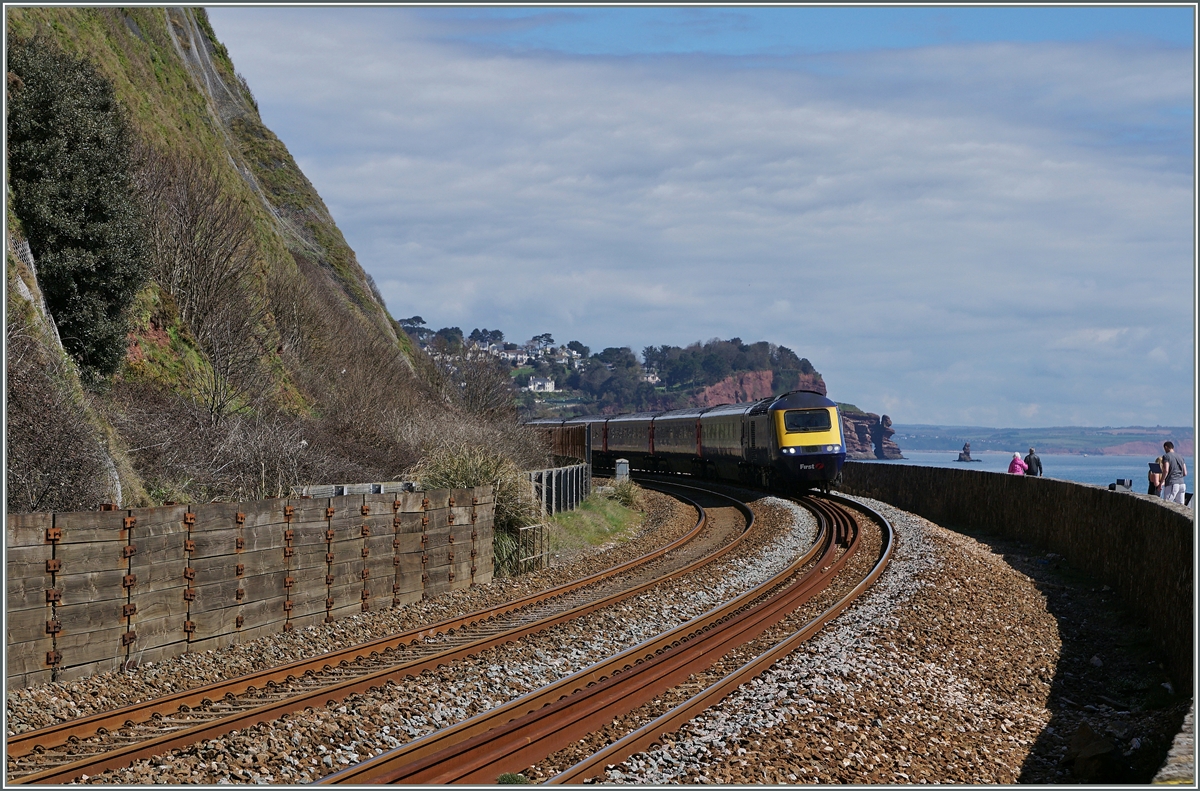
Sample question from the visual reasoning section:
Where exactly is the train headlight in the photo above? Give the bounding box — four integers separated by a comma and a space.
826, 445, 834, 452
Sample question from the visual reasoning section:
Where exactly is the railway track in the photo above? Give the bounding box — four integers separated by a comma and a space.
6, 482, 751, 785
320, 485, 892, 784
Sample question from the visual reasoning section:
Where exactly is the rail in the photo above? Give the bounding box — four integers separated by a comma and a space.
7, 480, 736, 784
321, 482, 890, 784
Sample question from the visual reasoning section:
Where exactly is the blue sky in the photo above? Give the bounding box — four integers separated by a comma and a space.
207, 6, 1196, 428
413, 7, 1194, 56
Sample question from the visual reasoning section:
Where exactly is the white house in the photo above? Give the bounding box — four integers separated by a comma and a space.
528, 377, 556, 393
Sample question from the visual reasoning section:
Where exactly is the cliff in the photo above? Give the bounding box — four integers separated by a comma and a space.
691, 370, 774, 406
6, 8, 539, 512
690, 371, 827, 407
842, 411, 904, 460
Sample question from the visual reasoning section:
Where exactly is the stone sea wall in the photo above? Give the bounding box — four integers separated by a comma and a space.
839, 461, 1193, 690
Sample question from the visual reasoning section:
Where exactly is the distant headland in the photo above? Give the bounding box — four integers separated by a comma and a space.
891, 424, 1194, 457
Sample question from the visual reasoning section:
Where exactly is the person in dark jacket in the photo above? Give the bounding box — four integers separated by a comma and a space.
1024, 447, 1043, 477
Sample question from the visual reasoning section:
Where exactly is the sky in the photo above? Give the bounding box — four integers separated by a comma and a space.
206, 6, 1196, 429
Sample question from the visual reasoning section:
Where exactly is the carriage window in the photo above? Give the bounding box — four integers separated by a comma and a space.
784, 409, 832, 433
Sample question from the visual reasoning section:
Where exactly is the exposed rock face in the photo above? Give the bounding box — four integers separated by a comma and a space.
690, 371, 827, 408
791, 373, 827, 397
691, 370, 775, 407
841, 411, 903, 460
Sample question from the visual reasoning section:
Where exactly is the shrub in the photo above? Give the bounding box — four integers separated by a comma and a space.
406, 443, 540, 535
405, 443, 542, 577
7, 34, 148, 381
496, 773, 531, 784
608, 478, 641, 509
5, 305, 114, 512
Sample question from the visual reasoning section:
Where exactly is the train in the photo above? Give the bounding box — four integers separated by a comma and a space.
527, 389, 847, 493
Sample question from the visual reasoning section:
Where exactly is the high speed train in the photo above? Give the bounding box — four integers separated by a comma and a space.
528, 390, 846, 493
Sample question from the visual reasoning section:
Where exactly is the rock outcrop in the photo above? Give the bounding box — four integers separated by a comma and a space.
841, 411, 903, 460
691, 370, 775, 407
690, 371, 827, 408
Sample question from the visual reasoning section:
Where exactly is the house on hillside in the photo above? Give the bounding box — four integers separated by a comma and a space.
528, 377, 556, 393
499, 349, 530, 365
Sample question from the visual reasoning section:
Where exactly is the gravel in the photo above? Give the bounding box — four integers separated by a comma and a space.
6, 486, 693, 736
11, 488, 1185, 786
583, 493, 1188, 785
10, 489, 819, 784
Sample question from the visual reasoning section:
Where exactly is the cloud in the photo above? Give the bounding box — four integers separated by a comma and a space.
1049, 327, 1132, 349
208, 8, 1194, 427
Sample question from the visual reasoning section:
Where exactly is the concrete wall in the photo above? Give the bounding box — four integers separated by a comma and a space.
6, 487, 494, 690
839, 461, 1194, 690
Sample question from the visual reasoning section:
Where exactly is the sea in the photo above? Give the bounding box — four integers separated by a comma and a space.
858, 450, 1194, 494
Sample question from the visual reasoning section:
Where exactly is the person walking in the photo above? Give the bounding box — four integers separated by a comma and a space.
1160, 441, 1188, 504
1008, 452, 1028, 475
1148, 456, 1164, 496
1024, 447, 1042, 477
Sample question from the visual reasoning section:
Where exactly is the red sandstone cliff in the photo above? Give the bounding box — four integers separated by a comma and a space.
841, 411, 903, 460
690, 371, 826, 407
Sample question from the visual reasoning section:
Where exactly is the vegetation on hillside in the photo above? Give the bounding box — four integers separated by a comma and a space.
7, 33, 149, 381
5, 10, 548, 515
408, 323, 825, 418
642, 338, 814, 392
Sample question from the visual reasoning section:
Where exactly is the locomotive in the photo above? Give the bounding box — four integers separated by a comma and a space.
528, 390, 846, 493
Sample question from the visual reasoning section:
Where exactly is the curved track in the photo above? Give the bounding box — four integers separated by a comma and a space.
7, 482, 745, 785
321, 485, 892, 785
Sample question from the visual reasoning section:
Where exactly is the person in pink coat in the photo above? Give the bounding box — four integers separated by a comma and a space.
1008, 452, 1028, 475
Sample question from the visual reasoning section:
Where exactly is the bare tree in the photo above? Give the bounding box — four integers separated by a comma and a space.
6, 316, 112, 512
136, 147, 266, 424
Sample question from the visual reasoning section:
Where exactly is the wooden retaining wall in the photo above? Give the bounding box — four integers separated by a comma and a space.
839, 461, 1194, 690
6, 486, 494, 690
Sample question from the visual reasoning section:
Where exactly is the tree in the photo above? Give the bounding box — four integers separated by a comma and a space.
568, 340, 589, 357
7, 34, 149, 381
432, 326, 464, 354
137, 148, 266, 425
398, 316, 431, 343
597, 346, 639, 370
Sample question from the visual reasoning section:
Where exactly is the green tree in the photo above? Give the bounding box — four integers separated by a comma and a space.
7, 34, 148, 380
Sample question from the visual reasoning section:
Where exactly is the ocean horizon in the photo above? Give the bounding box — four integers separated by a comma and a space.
859, 450, 1194, 492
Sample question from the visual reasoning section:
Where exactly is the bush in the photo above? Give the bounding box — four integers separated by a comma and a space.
608, 478, 641, 509
405, 443, 542, 577
406, 443, 540, 535
7, 34, 148, 381
496, 773, 531, 784
5, 306, 114, 512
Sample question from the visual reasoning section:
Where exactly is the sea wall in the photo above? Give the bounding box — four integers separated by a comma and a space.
6, 487, 494, 689
839, 461, 1194, 689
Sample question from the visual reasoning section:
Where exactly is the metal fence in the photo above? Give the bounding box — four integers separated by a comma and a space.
518, 463, 592, 572
527, 463, 591, 517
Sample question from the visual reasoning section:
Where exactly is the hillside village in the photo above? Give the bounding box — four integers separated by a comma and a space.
398, 317, 833, 419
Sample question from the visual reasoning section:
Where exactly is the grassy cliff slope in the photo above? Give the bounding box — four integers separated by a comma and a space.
6, 8, 543, 510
